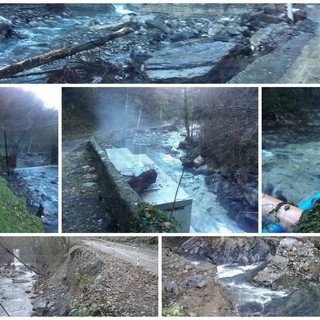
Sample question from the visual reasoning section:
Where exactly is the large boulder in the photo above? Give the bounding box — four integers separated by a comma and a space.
145, 39, 244, 83
253, 255, 289, 286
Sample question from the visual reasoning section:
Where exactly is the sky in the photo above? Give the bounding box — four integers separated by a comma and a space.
24, 85, 61, 110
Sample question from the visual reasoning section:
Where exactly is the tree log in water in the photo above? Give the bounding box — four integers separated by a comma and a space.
0, 27, 133, 79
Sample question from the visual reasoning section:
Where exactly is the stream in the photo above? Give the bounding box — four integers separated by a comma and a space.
0, 251, 36, 317
129, 130, 245, 233
0, 4, 152, 83
15, 165, 58, 233
262, 140, 320, 205
217, 262, 289, 316
216, 262, 320, 316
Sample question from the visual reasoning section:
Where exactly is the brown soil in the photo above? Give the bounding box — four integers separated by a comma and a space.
162, 246, 238, 317
35, 243, 158, 317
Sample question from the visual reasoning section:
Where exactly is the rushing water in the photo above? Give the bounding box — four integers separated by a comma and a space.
15, 165, 58, 232
130, 130, 245, 233
0, 257, 36, 317
0, 4, 147, 83
217, 262, 289, 316
262, 141, 320, 205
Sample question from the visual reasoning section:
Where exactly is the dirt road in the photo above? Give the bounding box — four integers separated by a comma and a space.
62, 137, 113, 232
82, 239, 158, 274
279, 4, 320, 83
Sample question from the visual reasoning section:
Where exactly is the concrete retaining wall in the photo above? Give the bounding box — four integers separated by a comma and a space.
87, 138, 141, 232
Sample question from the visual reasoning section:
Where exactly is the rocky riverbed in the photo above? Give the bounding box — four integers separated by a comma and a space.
102, 122, 257, 233
262, 101, 320, 205
0, 3, 318, 83
0, 262, 36, 317
6, 164, 58, 233
163, 237, 320, 316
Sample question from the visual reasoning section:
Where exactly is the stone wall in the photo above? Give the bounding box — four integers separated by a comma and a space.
87, 138, 141, 232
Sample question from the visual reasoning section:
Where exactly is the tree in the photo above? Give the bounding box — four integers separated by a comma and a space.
0, 87, 58, 172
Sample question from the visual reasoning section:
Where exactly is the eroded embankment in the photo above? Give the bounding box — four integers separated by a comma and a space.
33, 245, 158, 316
162, 241, 238, 317
163, 237, 320, 317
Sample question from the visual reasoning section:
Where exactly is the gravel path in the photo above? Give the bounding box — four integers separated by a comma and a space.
82, 239, 158, 274
279, 4, 320, 83
62, 138, 113, 232
229, 4, 320, 84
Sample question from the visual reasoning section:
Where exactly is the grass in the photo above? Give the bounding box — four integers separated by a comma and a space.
0, 176, 44, 233
163, 304, 188, 317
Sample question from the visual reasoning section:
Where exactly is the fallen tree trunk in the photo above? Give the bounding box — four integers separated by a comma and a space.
128, 169, 157, 194
0, 27, 133, 79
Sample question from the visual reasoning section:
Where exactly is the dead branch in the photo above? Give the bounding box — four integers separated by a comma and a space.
0, 27, 133, 79
0, 302, 10, 317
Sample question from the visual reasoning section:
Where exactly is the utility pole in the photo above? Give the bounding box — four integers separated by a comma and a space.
3, 130, 10, 176
287, 3, 294, 21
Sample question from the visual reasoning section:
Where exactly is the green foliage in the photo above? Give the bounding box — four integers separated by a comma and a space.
0, 176, 44, 232
163, 304, 188, 317
131, 203, 180, 233
70, 295, 102, 317
289, 203, 320, 233
263, 87, 320, 124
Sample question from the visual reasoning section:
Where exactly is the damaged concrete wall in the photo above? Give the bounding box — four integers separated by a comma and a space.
87, 138, 141, 232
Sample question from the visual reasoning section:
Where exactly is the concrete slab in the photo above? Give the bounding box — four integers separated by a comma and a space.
106, 148, 192, 232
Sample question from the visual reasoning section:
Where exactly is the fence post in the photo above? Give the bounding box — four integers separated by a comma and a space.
137, 247, 140, 267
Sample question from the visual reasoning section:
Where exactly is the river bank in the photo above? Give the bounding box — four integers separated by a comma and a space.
163, 237, 320, 316
106, 123, 257, 233
6, 165, 58, 233
0, 3, 318, 83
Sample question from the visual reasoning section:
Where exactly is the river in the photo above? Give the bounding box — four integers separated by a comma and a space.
0, 250, 36, 317
262, 140, 320, 205
217, 262, 289, 316
0, 4, 151, 83
15, 165, 58, 232
216, 262, 320, 316
129, 130, 246, 233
